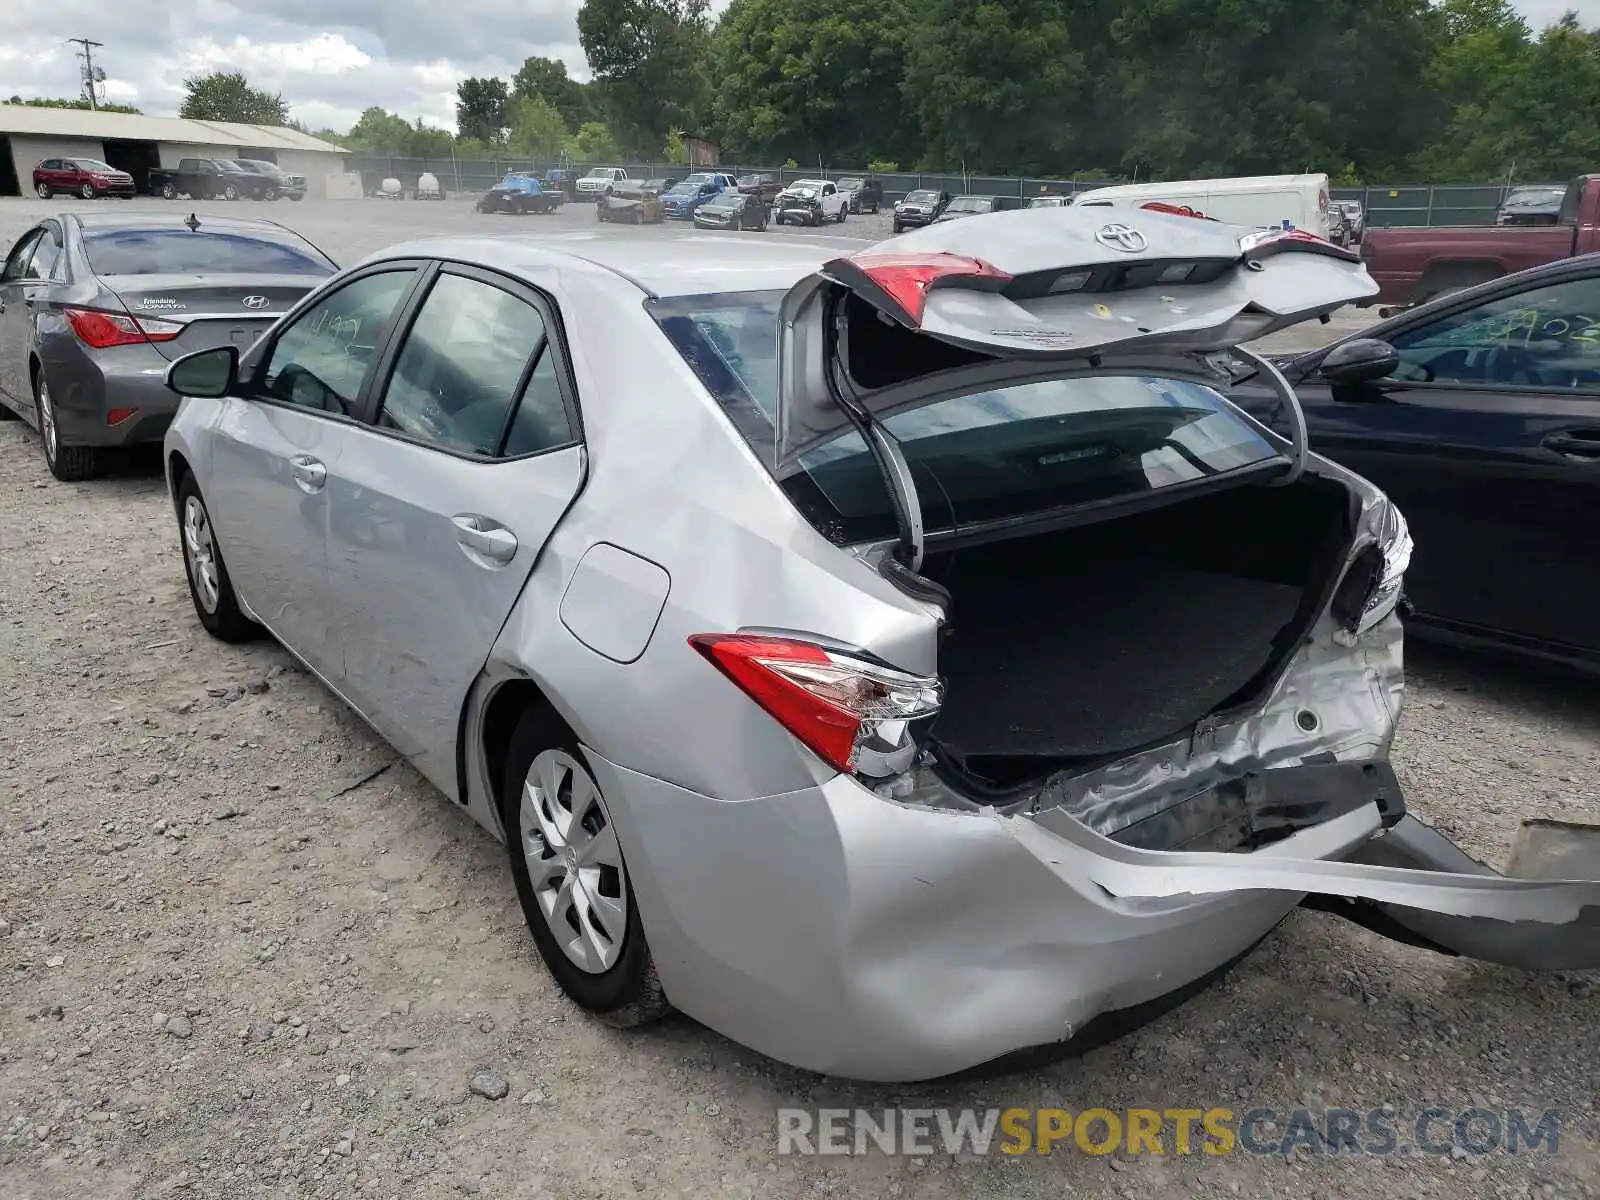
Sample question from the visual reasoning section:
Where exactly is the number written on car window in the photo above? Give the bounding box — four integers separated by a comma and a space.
259, 270, 416, 414
1389, 275, 1600, 392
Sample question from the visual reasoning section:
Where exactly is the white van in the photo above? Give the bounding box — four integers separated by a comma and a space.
1073, 173, 1332, 240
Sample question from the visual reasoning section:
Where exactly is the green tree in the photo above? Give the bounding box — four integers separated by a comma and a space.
711, 0, 918, 166
178, 70, 288, 125
573, 121, 620, 161
456, 76, 509, 144
511, 57, 596, 129
578, 0, 712, 152
7, 95, 141, 114
344, 106, 416, 154
507, 94, 572, 161
901, 0, 1093, 174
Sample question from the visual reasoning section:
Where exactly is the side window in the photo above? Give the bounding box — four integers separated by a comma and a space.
1388, 275, 1600, 392
24, 227, 62, 281
1, 230, 43, 282
503, 350, 573, 457
376, 272, 556, 456
259, 270, 415, 415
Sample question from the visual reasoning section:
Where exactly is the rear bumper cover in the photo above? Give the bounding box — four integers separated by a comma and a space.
44, 346, 178, 447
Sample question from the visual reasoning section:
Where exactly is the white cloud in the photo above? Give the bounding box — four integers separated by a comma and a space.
0, 0, 1597, 135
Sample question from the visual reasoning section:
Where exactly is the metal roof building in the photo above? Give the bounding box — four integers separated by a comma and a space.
0, 104, 347, 198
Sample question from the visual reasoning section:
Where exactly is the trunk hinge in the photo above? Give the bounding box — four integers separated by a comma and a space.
1233, 346, 1309, 487
823, 293, 926, 570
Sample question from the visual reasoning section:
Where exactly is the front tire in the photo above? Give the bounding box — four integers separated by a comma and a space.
262, 185, 278, 201
502, 708, 667, 1027
34, 182, 51, 199
79, 183, 96, 200
222, 183, 239, 201
34, 372, 101, 482
175, 473, 260, 642
289, 193, 304, 201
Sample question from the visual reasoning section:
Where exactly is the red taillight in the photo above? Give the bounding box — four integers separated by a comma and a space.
688, 634, 943, 776
1238, 227, 1361, 263
106, 407, 138, 426
833, 252, 1012, 324
64, 308, 183, 349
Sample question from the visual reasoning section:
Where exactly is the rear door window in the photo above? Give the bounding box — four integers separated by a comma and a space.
651, 291, 1283, 543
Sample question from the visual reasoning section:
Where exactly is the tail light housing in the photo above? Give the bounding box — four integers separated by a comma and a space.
64, 308, 182, 349
689, 634, 942, 780
826, 252, 1013, 325
1239, 227, 1362, 263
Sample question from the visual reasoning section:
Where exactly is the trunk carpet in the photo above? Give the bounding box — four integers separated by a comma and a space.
931, 563, 1301, 763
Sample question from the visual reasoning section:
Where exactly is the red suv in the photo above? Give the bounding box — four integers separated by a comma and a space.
32, 158, 136, 200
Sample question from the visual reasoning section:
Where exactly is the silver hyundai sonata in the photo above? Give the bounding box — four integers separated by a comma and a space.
161, 210, 1600, 1081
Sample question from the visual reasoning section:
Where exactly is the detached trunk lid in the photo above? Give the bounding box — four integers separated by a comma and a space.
775, 205, 1376, 469
102, 273, 323, 359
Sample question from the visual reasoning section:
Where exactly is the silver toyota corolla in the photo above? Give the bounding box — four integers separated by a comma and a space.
0, 210, 335, 481
160, 209, 1600, 1081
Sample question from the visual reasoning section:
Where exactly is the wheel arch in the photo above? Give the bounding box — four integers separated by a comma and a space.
166, 449, 193, 511
470, 674, 573, 834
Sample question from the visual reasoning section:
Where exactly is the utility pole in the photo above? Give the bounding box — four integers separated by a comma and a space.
67, 38, 105, 110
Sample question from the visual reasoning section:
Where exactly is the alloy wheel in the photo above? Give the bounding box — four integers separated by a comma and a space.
34, 182, 49, 199
79, 183, 94, 199
223, 184, 239, 201
36, 378, 58, 463
181, 495, 221, 614
519, 748, 629, 975
161, 183, 177, 199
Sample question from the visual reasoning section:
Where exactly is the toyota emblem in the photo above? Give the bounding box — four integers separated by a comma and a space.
241, 295, 271, 310
1094, 223, 1148, 253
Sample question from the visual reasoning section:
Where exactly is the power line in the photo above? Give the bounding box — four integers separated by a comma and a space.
66, 38, 104, 110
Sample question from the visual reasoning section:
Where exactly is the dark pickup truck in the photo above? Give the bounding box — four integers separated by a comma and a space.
148, 157, 276, 202
1360, 173, 1600, 307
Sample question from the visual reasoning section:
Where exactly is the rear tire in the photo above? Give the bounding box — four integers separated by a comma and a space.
34, 371, 101, 482
501, 707, 668, 1028
34, 182, 50, 199
161, 182, 177, 200
175, 473, 261, 642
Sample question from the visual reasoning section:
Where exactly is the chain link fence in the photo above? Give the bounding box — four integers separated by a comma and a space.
348, 153, 1553, 226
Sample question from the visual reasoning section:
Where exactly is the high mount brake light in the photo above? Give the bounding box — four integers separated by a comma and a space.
829, 252, 1013, 325
689, 634, 942, 778
64, 308, 183, 349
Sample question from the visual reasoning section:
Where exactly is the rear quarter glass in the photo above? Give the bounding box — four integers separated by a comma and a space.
649, 291, 1283, 545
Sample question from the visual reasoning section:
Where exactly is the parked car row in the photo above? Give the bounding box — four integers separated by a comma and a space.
30, 156, 308, 202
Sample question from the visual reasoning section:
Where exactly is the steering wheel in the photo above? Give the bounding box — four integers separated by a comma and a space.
1484, 343, 1550, 387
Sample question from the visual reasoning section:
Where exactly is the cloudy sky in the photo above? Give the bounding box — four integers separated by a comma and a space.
0, 0, 1594, 136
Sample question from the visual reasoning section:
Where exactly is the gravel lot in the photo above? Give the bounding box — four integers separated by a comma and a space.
0, 195, 1595, 1200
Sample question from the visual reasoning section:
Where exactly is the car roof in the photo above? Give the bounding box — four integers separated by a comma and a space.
363, 234, 844, 298
64, 210, 299, 235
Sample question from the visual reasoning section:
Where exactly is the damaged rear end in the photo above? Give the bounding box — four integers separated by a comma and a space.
654, 205, 1598, 1077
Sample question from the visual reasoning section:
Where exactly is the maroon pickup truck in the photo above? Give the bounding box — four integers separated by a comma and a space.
1360, 173, 1600, 307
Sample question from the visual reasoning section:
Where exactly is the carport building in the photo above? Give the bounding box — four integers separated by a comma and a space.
0, 104, 347, 199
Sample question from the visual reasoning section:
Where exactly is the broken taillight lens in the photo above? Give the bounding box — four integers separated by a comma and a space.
1239, 228, 1362, 263
64, 308, 183, 349
689, 634, 942, 778
833, 252, 1013, 325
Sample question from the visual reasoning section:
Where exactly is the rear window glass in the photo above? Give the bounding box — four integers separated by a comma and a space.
82, 229, 337, 277
651, 291, 1283, 543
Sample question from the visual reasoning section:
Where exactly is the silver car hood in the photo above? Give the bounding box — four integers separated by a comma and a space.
775, 205, 1377, 468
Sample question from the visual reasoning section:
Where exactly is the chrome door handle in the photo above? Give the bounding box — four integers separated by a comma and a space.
451, 514, 518, 564
289, 454, 326, 491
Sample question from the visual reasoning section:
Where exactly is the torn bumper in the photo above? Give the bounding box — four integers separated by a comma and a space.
585, 746, 1600, 1082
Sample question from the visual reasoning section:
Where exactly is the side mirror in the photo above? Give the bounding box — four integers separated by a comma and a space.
1320, 338, 1400, 385
166, 345, 239, 399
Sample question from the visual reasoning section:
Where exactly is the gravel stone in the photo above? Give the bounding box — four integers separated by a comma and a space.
469, 1072, 509, 1101
163, 1015, 193, 1039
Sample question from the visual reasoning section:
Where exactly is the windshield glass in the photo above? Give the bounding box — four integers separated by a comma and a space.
650, 291, 1282, 542
666, 183, 697, 196
738, 175, 770, 186
788, 180, 824, 191
584, 168, 611, 177
73, 159, 117, 172
948, 197, 990, 212
702, 193, 738, 207
82, 228, 338, 276
902, 190, 939, 205
836, 178, 864, 189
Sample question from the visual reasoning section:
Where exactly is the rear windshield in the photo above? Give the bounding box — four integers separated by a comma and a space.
82, 228, 337, 277
651, 291, 1284, 543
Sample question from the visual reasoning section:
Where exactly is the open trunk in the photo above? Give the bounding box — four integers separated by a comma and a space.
921, 475, 1354, 789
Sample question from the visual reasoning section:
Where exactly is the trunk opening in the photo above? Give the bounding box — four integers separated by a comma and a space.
921, 475, 1355, 792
